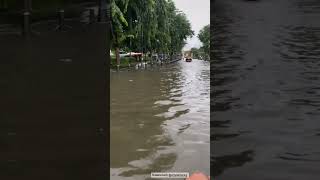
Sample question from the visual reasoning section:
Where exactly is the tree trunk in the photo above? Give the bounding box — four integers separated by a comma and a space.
129, 9, 132, 49
115, 47, 120, 68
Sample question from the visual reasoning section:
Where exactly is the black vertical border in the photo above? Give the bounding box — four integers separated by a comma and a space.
210, 0, 215, 177
0, 1, 111, 179
106, 0, 111, 178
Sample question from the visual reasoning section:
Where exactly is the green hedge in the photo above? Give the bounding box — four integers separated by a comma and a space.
110, 56, 137, 68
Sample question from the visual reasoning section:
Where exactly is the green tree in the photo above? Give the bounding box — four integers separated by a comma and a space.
198, 24, 210, 60
111, 0, 194, 63
167, 0, 193, 59
111, 0, 130, 66
191, 47, 200, 59
153, 0, 170, 54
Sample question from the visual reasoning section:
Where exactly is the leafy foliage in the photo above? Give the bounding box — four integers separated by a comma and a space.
111, 0, 194, 61
198, 24, 210, 60
111, 0, 129, 46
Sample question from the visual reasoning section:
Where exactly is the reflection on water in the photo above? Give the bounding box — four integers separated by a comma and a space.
111, 60, 210, 179
213, 0, 320, 179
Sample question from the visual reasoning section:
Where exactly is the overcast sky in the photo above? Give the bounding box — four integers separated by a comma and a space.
173, 0, 210, 50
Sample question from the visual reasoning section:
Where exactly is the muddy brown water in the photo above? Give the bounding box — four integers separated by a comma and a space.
111, 60, 210, 179
213, 0, 320, 179
0, 23, 108, 179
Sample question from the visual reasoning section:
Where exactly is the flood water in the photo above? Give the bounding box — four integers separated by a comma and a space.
110, 60, 210, 179
213, 0, 320, 179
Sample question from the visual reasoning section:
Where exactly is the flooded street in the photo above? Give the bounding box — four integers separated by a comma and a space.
111, 60, 210, 179
213, 0, 320, 179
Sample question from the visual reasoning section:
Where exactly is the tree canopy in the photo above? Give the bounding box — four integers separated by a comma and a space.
111, 0, 194, 59
198, 24, 210, 60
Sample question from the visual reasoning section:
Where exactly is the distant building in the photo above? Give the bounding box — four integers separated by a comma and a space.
183, 50, 193, 58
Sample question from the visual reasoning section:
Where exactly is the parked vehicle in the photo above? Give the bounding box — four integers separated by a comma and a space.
185, 57, 192, 62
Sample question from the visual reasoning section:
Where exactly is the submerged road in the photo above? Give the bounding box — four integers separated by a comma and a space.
0, 22, 108, 179
111, 60, 210, 179
213, 0, 320, 179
